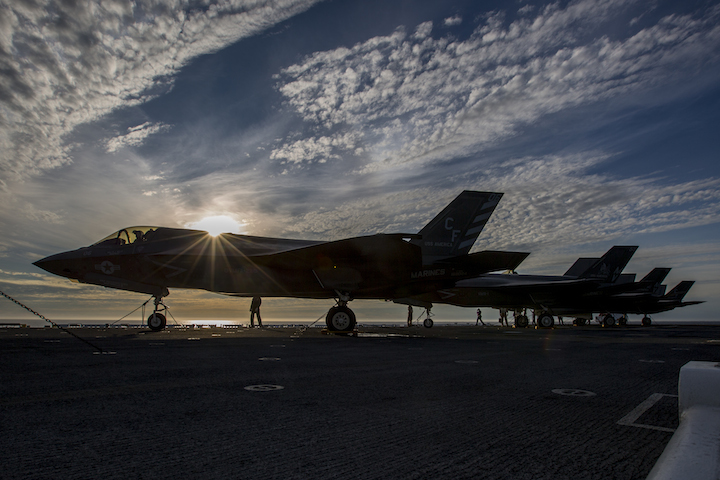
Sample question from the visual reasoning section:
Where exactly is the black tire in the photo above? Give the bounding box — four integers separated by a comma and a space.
326, 306, 356, 332
515, 315, 529, 328
423, 318, 434, 328
537, 313, 554, 329
147, 312, 166, 332
602, 314, 616, 327
641, 316, 652, 326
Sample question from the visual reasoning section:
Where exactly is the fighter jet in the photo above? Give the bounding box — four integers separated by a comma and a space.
396, 246, 702, 327
34, 191, 528, 331
396, 246, 638, 327
571, 279, 703, 326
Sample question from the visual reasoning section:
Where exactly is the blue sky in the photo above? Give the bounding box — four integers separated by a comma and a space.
1, 0, 719, 325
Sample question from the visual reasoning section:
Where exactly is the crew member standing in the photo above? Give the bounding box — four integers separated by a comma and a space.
407, 305, 413, 327
250, 296, 262, 327
476, 308, 485, 326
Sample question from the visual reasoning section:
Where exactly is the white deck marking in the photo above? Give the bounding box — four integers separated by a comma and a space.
617, 393, 677, 432
552, 389, 596, 397
244, 385, 284, 392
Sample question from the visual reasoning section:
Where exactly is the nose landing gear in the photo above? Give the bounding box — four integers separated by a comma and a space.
147, 296, 168, 332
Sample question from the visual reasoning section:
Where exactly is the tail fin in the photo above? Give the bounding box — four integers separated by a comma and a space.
411, 191, 503, 265
564, 258, 598, 277
579, 246, 638, 283
664, 281, 694, 301
640, 268, 671, 285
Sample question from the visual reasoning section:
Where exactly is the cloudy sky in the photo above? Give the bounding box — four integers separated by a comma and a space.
1, 0, 719, 325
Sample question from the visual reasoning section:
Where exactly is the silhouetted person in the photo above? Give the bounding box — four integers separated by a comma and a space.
499, 308, 508, 326
476, 308, 484, 325
407, 305, 413, 327
250, 296, 262, 327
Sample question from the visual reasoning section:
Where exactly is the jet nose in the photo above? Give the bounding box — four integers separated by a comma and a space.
33, 251, 81, 279
33, 255, 62, 276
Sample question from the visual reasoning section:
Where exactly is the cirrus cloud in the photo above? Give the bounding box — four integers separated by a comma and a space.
0, 0, 323, 179
273, 0, 720, 173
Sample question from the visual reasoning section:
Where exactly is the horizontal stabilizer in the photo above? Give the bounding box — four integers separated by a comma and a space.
435, 250, 530, 274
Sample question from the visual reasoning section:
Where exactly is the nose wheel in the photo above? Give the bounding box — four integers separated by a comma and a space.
147, 296, 168, 332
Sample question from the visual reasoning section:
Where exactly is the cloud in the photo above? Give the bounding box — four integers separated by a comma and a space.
270, 131, 365, 166
443, 15, 462, 27
274, 0, 720, 174
274, 152, 720, 254
105, 122, 171, 153
0, 0, 323, 180
474, 154, 720, 252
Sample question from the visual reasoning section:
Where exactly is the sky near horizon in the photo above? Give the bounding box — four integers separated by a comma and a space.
1, 0, 719, 325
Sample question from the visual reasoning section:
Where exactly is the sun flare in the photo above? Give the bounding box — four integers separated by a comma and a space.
187, 215, 244, 236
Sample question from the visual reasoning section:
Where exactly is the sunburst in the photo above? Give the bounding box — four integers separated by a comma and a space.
187, 215, 244, 236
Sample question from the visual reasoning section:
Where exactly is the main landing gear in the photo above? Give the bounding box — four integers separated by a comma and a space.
325, 292, 357, 332
147, 295, 167, 332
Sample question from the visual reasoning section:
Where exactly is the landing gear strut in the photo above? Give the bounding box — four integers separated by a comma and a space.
325, 292, 357, 332
422, 307, 434, 328
147, 296, 167, 332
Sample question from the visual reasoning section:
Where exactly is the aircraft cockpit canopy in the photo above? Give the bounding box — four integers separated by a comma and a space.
92, 226, 161, 247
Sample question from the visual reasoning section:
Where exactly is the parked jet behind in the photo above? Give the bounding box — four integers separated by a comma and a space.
34, 191, 528, 332
396, 246, 637, 327
573, 279, 703, 326
396, 246, 701, 327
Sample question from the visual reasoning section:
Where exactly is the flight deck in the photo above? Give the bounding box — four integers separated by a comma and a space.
1, 323, 718, 479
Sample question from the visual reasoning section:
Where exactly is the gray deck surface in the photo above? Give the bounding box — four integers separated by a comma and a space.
2, 324, 718, 479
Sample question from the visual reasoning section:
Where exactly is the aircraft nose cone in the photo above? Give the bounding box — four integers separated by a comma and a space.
33, 256, 61, 276
33, 251, 79, 278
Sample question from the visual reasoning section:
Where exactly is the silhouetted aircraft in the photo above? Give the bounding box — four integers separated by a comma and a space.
572, 279, 703, 326
396, 245, 702, 327
34, 191, 528, 331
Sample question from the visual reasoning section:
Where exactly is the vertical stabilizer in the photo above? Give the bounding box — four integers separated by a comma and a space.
640, 268, 672, 285
564, 258, 599, 277
580, 246, 638, 283
411, 191, 503, 265
664, 281, 694, 301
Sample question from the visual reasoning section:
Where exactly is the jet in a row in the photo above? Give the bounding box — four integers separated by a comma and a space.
395, 245, 702, 327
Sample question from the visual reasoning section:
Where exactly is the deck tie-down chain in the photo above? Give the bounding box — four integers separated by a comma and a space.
0, 289, 106, 354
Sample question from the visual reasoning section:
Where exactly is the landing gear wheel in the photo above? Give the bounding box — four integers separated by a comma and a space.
602, 314, 616, 327
147, 312, 166, 332
515, 315, 529, 328
641, 316, 652, 326
326, 306, 356, 332
618, 316, 628, 327
423, 318, 434, 328
537, 313, 554, 329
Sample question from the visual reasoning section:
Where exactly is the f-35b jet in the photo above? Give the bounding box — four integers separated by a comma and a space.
396, 245, 702, 327
34, 191, 528, 331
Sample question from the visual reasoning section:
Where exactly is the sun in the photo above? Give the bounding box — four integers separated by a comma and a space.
187, 215, 244, 236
